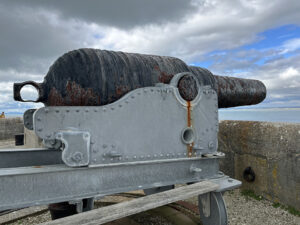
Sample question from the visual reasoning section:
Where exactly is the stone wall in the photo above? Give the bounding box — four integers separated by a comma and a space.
219, 120, 300, 211
0, 118, 24, 141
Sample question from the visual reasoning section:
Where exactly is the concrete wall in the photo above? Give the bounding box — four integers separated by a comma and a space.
219, 120, 300, 211
0, 118, 23, 141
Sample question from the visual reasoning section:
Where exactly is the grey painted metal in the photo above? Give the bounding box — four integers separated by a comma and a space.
32, 73, 219, 167
198, 192, 228, 225
0, 148, 62, 168
0, 157, 221, 211
56, 130, 91, 167
23, 109, 36, 130
143, 185, 174, 195
41, 181, 219, 225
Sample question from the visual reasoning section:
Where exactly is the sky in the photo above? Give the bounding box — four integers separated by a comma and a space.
1, 0, 300, 114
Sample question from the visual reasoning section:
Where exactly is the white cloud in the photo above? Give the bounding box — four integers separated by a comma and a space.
281, 38, 300, 53
1, 0, 300, 111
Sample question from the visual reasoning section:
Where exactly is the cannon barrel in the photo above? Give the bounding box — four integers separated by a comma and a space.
14, 48, 266, 108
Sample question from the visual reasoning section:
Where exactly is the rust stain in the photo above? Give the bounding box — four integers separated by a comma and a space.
154, 65, 174, 83
33, 165, 42, 168
186, 101, 194, 157
48, 81, 101, 106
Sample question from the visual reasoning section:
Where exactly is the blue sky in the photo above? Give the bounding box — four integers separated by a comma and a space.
0, 0, 300, 114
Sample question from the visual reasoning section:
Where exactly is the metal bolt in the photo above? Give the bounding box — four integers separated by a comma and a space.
37, 128, 43, 132
133, 156, 137, 159
125, 100, 129, 104
66, 109, 70, 113
94, 109, 98, 112
85, 109, 89, 112
72, 152, 83, 163
119, 104, 122, 107
45, 109, 49, 113
76, 109, 80, 113
131, 96, 135, 99
55, 110, 59, 113
103, 108, 107, 112
111, 107, 114, 110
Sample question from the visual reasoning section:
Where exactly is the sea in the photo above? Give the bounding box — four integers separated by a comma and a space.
4, 108, 300, 124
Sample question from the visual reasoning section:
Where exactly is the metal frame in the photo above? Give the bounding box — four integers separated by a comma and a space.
1, 72, 242, 225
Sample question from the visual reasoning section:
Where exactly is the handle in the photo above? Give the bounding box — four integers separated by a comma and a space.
13, 81, 44, 102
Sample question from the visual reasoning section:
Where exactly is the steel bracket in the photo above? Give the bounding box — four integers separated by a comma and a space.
56, 130, 91, 167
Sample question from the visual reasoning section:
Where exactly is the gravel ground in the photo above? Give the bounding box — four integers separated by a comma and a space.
186, 189, 300, 225
4, 189, 299, 225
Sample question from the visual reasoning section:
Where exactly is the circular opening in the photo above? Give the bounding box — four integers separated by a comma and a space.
177, 75, 198, 101
181, 127, 195, 144
20, 84, 39, 101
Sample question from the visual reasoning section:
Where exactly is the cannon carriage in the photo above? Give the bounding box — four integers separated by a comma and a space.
0, 49, 266, 225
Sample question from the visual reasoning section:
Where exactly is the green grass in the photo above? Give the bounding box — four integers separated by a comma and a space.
272, 202, 300, 217
241, 189, 263, 201
241, 190, 300, 217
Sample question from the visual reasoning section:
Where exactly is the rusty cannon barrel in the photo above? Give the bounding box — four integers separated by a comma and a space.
13, 48, 266, 108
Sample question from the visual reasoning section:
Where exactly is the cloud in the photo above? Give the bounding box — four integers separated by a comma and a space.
281, 38, 300, 53
1, 0, 300, 111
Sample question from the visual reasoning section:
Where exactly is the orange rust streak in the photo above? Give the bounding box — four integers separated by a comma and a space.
186, 101, 194, 157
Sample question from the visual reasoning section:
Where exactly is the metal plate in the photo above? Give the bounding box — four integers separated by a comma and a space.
33, 74, 219, 166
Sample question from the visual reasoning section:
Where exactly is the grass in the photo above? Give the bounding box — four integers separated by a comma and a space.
241, 189, 263, 201
272, 202, 300, 217
241, 189, 300, 217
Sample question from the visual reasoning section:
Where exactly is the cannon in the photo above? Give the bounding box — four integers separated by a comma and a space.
0, 49, 266, 225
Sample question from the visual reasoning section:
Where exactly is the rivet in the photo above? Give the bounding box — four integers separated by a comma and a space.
102, 158, 105, 161
125, 100, 129, 104
138, 92, 141, 95
111, 107, 114, 110
38, 128, 42, 132
26, 122, 29, 125
133, 156, 137, 159
126, 156, 129, 160
184, 153, 187, 156
151, 89, 154, 92
147, 155, 151, 158
119, 104, 122, 107
144, 90, 147, 93
131, 96, 135, 99
103, 144, 107, 148
45, 109, 49, 113
160, 154, 163, 157
55, 110, 59, 113
167, 154, 170, 157
76, 109, 80, 113
93, 159, 97, 162
46, 134, 51, 138
103, 108, 107, 112
93, 148, 97, 153
177, 153, 181, 156
140, 156, 144, 159
119, 157, 122, 160
85, 109, 89, 112
154, 154, 157, 158
94, 109, 98, 112
66, 109, 70, 113
111, 158, 113, 161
